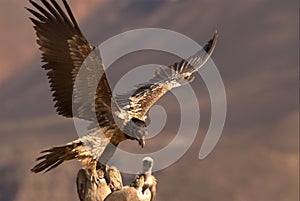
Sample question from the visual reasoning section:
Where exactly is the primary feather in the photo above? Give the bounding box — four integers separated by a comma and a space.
27, 0, 218, 175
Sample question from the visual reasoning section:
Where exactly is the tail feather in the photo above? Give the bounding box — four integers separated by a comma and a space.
31, 142, 82, 173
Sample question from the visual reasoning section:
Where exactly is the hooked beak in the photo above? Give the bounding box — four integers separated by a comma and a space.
138, 137, 145, 148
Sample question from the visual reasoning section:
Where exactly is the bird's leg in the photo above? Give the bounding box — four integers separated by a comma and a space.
87, 168, 100, 185
96, 161, 109, 180
82, 161, 102, 186
97, 143, 118, 184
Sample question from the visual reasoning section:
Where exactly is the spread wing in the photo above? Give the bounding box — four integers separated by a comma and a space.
116, 32, 218, 120
27, 0, 118, 125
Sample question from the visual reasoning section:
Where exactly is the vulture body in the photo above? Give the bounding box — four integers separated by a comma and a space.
77, 169, 111, 201
106, 166, 123, 191
105, 157, 156, 201
104, 186, 151, 201
27, 0, 218, 179
131, 157, 157, 201
27, 0, 147, 176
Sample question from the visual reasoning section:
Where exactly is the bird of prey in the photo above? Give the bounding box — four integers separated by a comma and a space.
104, 184, 151, 201
106, 166, 123, 191
26, 0, 218, 177
104, 157, 156, 201
131, 157, 157, 201
76, 169, 112, 201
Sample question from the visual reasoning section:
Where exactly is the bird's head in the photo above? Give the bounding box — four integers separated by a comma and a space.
142, 156, 154, 174
124, 117, 148, 148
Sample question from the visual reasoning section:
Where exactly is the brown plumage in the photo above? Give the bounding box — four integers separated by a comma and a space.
106, 157, 157, 201
31, 142, 82, 172
104, 186, 151, 201
27, 0, 217, 175
77, 169, 112, 201
131, 157, 157, 201
116, 32, 218, 121
106, 166, 123, 191
130, 174, 157, 201
27, 0, 147, 174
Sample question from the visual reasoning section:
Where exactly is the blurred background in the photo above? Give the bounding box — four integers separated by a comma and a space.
0, 0, 298, 200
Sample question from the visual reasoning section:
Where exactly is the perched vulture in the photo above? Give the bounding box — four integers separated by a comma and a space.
104, 186, 151, 201
106, 166, 123, 191
26, 0, 218, 179
105, 157, 156, 201
131, 157, 157, 201
76, 169, 111, 201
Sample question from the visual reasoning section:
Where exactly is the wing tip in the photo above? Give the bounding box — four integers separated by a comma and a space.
213, 30, 218, 41
203, 30, 218, 55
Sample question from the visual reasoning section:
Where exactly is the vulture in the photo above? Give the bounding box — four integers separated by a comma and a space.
131, 157, 157, 201
106, 166, 123, 191
105, 157, 156, 201
76, 166, 123, 201
104, 186, 151, 201
76, 169, 111, 201
26, 0, 218, 180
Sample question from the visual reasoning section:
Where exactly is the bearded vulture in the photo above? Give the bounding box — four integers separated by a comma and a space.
26, 0, 218, 178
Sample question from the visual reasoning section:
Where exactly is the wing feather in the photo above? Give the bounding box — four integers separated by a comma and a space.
27, 0, 117, 124
116, 32, 218, 120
